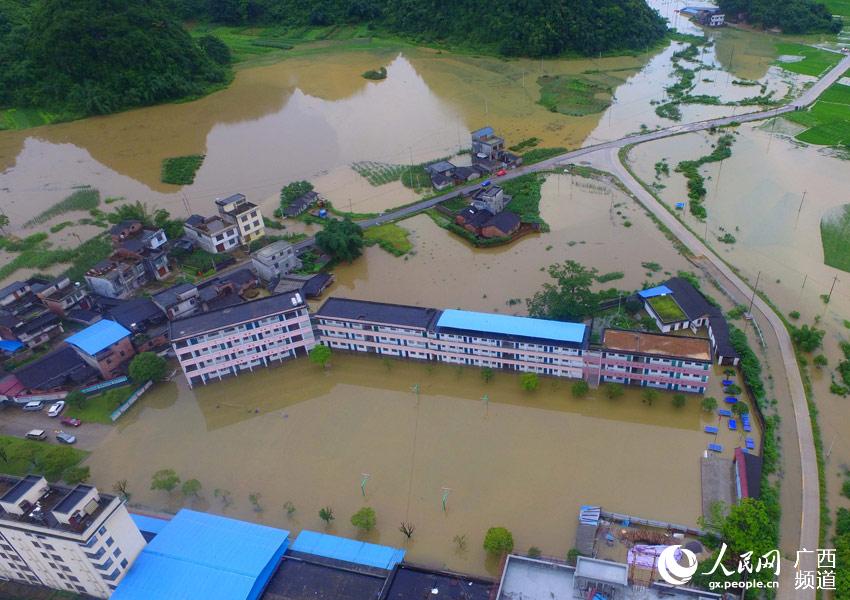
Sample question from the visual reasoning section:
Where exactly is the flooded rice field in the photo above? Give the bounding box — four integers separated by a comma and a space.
329, 172, 693, 312
625, 124, 850, 512
86, 353, 753, 576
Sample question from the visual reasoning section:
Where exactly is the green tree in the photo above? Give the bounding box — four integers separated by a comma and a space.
129, 352, 167, 383
731, 402, 749, 417
672, 393, 686, 408
481, 367, 494, 383
66, 389, 87, 409
309, 344, 332, 368
113, 479, 130, 500
197, 34, 231, 65
527, 260, 601, 320
571, 380, 590, 398
721, 499, 778, 567
604, 383, 624, 400
280, 181, 314, 211
182, 478, 202, 497
483, 527, 514, 556
642, 388, 659, 405
813, 354, 828, 368
319, 506, 335, 526
351, 507, 377, 532
520, 372, 539, 392
790, 324, 825, 353
35, 446, 79, 481
151, 469, 180, 493
0, 213, 9, 234
701, 396, 718, 412
315, 217, 365, 263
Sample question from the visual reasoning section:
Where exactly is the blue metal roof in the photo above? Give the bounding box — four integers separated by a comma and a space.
290, 530, 405, 570
436, 309, 586, 344
637, 285, 673, 299
0, 340, 24, 353
113, 509, 289, 600
64, 319, 131, 355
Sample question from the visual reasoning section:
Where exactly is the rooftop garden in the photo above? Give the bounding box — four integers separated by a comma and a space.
647, 294, 687, 322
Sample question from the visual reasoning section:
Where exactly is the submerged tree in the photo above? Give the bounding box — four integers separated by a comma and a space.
351, 507, 377, 532
150, 469, 180, 493
483, 527, 514, 556
309, 344, 332, 369
319, 506, 335, 527
520, 372, 540, 392
315, 217, 365, 263
527, 260, 601, 321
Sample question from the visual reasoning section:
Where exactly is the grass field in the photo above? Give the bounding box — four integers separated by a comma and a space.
0, 107, 62, 131
0, 435, 87, 481
161, 154, 205, 185
773, 43, 842, 77
537, 73, 620, 116
363, 222, 412, 256
65, 386, 135, 424
647, 295, 687, 322
821, 204, 850, 272
825, 0, 850, 17
786, 81, 850, 145
501, 173, 547, 229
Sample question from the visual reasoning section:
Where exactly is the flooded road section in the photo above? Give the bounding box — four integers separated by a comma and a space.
330, 173, 694, 312
87, 354, 751, 576
626, 125, 850, 515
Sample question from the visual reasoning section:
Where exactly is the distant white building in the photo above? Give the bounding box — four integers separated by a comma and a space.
183, 214, 240, 254
0, 475, 146, 598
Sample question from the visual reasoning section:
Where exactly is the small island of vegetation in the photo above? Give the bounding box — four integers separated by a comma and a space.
718, 0, 843, 33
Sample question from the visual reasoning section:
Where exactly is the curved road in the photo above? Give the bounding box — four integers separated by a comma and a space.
296, 54, 850, 598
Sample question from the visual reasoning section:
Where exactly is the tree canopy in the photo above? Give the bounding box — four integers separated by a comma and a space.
527, 260, 601, 321
129, 352, 167, 383
0, 0, 230, 115
718, 0, 842, 33
315, 217, 365, 263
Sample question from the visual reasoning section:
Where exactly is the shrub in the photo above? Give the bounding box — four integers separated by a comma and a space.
813, 354, 828, 368
571, 380, 590, 398
790, 324, 825, 353
701, 396, 718, 412
604, 383, 624, 400
672, 393, 686, 408
528, 546, 542, 558
483, 527, 514, 556
789, 310, 801, 320
351, 507, 377, 532
520, 372, 540, 392
129, 352, 166, 383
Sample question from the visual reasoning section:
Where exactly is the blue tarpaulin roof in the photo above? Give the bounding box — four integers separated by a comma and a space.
290, 530, 405, 570
436, 309, 586, 344
64, 319, 131, 355
0, 340, 24, 353
638, 285, 673, 299
113, 509, 289, 600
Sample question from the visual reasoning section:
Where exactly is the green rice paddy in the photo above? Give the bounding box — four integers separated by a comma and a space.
773, 43, 841, 77
821, 204, 850, 272
785, 80, 850, 146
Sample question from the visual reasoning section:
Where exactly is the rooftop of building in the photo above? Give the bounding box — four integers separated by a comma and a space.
289, 530, 405, 571
436, 309, 588, 346
215, 193, 247, 207
152, 282, 198, 307
108, 220, 142, 235
14, 345, 98, 391
658, 277, 716, 321
226, 201, 259, 217
113, 509, 290, 600
602, 329, 712, 361
315, 297, 440, 330
735, 448, 762, 499
169, 292, 305, 340
261, 555, 387, 600
253, 240, 295, 260
185, 214, 238, 235
382, 564, 493, 600
65, 319, 132, 355
0, 280, 28, 299
0, 475, 115, 536
108, 298, 166, 330
427, 160, 456, 174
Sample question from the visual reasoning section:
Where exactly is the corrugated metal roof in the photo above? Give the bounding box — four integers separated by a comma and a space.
637, 285, 673, 299
64, 319, 131, 355
113, 509, 289, 600
0, 340, 24, 352
130, 513, 170, 535
436, 309, 586, 344
290, 530, 405, 570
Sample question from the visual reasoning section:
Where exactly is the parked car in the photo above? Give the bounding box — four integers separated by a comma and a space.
60, 417, 82, 427
55, 431, 76, 445
22, 401, 44, 412
496, 169, 507, 176
25, 429, 47, 441
47, 401, 66, 417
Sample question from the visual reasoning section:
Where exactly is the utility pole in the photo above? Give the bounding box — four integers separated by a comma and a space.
827, 275, 839, 303
748, 270, 762, 314
797, 190, 807, 217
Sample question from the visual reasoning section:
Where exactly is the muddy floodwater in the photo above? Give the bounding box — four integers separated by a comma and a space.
626, 125, 850, 514
87, 354, 751, 575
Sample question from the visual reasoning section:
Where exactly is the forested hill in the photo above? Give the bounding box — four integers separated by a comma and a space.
718, 0, 842, 33
0, 0, 231, 117
167, 0, 669, 57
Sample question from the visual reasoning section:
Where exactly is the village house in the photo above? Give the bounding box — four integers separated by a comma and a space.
215, 193, 265, 245
470, 126, 523, 172
452, 165, 483, 183
184, 214, 240, 254
251, 240, 301, 282
152, 282, 200, 321
283, 190, 319, 218
65, 319, 136, 380
35, 277, 89, 318
84, 257, 147, 299
108, 220, 144, 245
272, 272, 335, 299
454, 206, 521, 239
424, 160, 456, 190
13, 346, 98, 393
0, 279, 64, 348
113, 227, 170, 282
471, 185, 509, 214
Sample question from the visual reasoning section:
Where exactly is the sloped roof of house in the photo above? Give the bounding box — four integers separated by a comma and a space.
437, 309, 587, 345
14, 346, 98, 390
315, 297, 439, 330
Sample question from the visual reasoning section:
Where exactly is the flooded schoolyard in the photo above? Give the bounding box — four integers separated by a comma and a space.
625, 124, 850, 512
86, 353, 751, 576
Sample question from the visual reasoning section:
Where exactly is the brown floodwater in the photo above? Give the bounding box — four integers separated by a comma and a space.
626, 124, 850, 518
86, 353, 753, 576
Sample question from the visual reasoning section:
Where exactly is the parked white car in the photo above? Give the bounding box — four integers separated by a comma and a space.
47, 401, 66, 417
22, 401, 44, 412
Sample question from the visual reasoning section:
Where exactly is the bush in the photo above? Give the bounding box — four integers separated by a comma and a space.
483, 527, 514, 556
789, 310, 801, 320
843, 479, 850, 500
66, 389, 87, 409
813, 354, 828, 368
701, 396, 718, 412
790, 323, 825, 353
520, 372, 539, 392
351, 507, 377, 532
571, 380, 589, 398
672, 393, 686, 408
528, 546, 542, 558
604, 383, 624, 400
